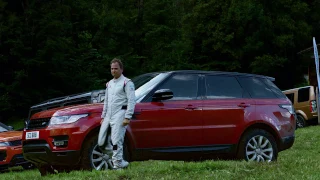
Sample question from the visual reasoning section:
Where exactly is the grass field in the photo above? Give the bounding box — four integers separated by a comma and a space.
2, 126, 320, 180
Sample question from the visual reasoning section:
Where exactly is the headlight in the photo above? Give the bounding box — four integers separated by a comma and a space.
0, 142, 10, 147
279, 104, 294, 114
50, 114, 88, 125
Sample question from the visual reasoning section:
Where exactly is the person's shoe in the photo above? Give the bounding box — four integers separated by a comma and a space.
113, 160, 129, 170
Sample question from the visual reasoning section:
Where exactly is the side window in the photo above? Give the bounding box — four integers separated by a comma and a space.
298, 87, 310, 102
238, 77, 277, 98
285, 93, 295, 104
156, 74, 199, 100
205, 75, 244, 99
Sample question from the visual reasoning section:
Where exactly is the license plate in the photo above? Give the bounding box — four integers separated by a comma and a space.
26, 131, 39, 140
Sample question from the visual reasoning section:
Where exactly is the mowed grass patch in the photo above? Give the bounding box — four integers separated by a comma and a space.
2, 126, 320, 179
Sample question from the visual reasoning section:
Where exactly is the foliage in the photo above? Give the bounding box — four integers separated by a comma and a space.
0, 0, 316, 121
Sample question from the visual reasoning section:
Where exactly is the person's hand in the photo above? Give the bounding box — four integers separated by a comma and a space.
123, 118, 130, 126
100, 118, 104, 124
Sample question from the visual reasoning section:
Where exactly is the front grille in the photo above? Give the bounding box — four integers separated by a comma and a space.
23, 140, 47, 146
10, 140, 22, 146
0, 151, 7, 161
27, 118, 50, 129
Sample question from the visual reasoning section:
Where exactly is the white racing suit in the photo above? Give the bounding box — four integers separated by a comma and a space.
98, 74, 136, 168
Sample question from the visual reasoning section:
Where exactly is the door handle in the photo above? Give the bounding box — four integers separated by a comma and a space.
238, 103, 250, 108
185, 105, 197, 111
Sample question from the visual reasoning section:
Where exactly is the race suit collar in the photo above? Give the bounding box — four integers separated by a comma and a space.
113, 74, 124, 82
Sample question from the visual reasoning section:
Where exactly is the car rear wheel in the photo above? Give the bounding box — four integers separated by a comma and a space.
296, 114, 306, 128
237, 129, 278, 162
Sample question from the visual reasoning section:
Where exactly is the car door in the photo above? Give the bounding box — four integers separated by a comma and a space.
202, 75, 255, 148
133, 73, 203, 152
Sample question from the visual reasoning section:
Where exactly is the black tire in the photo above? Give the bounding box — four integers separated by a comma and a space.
296, 114, 306, 128
80, 134, 98, 170
37, 164, 55, 176
237, 129, 278, 162
52, 165, 73, 173
22, 163, 35, 170
0, 166, 8, 172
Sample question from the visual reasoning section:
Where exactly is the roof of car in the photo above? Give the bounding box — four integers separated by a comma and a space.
158, 70, 275, 80
282, 85, 313, 93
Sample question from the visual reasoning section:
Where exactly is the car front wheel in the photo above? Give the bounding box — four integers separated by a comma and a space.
237, 129, 278, 162
80, 134, 112, 170
80, 134, 129, 170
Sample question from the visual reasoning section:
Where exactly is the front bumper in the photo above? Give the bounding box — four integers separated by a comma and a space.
23, 142, 81, 165
279, 135, 295, 151
0, 146, 29, 169
22, 122, 89, 166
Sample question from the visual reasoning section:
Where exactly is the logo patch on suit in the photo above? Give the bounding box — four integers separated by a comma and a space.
129, 84, 134, 91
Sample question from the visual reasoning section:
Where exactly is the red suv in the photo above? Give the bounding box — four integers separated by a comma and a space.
22, 71, 295, 175
0, 122, 33, 171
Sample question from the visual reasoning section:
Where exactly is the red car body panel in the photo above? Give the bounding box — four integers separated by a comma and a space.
202, 98, 256, 145
0, 131, 21, 142
129, 100, 203, 149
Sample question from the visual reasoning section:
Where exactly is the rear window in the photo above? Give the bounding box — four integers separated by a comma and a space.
298, 87, 310, 102
261, 78, 287, 99
237, 77, 277, 98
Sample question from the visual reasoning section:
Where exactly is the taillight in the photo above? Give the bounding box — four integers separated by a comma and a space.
310, 100, 317, 113
279, 104, 294, 114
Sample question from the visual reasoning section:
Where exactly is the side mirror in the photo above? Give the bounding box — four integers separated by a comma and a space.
24, 120, 28, 128
152, 89, 173, 101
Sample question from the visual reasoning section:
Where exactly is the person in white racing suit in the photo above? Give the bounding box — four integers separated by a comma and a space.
98, 58, 136, 169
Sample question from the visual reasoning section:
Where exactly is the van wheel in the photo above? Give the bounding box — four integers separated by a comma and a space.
296, 115, 306, 128
237, 129, 278, 162
80, 134, 112, 170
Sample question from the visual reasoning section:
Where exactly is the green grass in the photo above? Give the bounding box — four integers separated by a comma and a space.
2, 126, 320, 179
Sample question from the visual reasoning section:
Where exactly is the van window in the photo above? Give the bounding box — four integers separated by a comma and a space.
285, 93, 295, 104
298, 87, 310, 102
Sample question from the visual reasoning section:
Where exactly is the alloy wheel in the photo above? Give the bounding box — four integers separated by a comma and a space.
91, 144, 113, 170
245, 135, 273, 162
296, 115, 305, 128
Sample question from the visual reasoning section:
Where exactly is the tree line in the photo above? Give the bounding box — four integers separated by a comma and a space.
1, 0, 320, 122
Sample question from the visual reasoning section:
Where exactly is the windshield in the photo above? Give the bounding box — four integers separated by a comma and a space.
132, 72, 170, 102
0, 123, 9, 132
